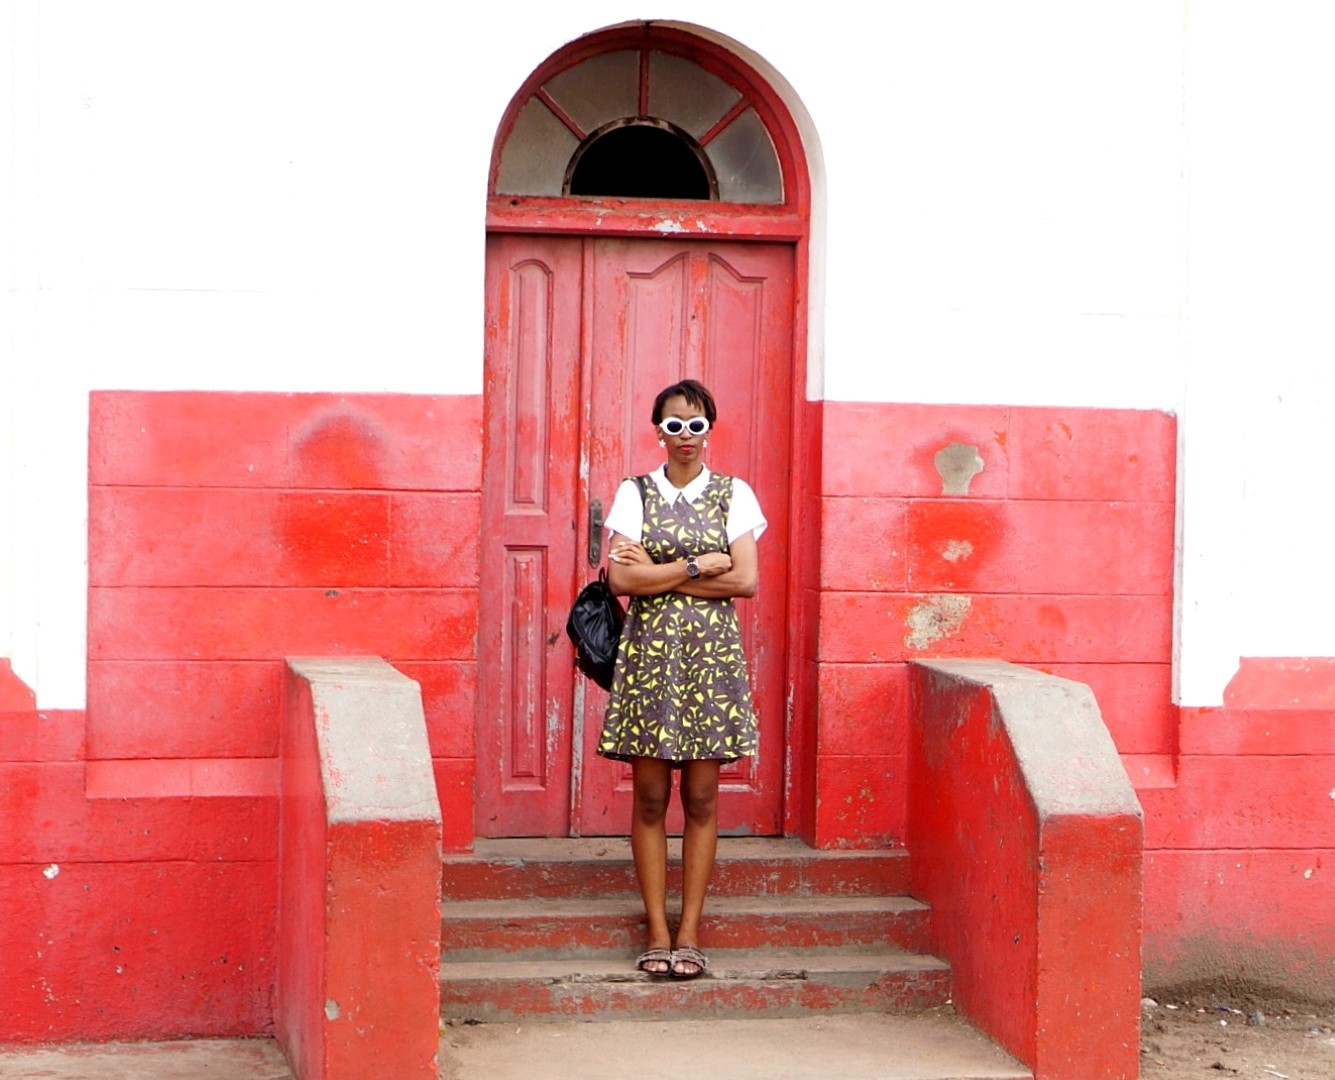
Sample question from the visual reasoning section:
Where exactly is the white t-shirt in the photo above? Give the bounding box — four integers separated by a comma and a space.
604, 464, 767, 546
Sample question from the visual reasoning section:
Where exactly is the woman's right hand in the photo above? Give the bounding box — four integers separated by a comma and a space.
608, 540, 652, 567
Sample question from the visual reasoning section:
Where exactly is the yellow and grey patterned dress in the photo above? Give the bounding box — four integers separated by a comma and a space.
597, 472, 757, 765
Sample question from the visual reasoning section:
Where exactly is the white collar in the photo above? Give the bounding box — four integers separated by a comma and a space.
651, 462, 711, 503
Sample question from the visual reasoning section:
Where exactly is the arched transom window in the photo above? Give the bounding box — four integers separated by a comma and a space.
494, 41, 785, 204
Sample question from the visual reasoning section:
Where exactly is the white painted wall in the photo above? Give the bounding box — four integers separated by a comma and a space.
3, 1, 1331, 707
1175, 1, 1335, 702
818, 3, 1189, 410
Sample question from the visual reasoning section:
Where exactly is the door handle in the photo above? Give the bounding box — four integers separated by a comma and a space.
588, 499, 604, 566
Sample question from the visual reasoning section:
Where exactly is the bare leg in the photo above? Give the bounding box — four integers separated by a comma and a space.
674, 759, 721, 975
630, 757, 673, 973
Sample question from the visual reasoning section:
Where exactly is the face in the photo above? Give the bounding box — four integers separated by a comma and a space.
657, 393, 710, 465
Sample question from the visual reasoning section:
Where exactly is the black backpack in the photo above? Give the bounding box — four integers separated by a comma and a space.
565, 476, 650, 690
565, 568, 624, 690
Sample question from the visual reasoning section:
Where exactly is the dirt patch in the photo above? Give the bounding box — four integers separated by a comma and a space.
1142, 981, 1335, 1078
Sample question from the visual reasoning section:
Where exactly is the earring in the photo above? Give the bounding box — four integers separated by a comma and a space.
658, 439, 666, 447
703, 439, 709, 447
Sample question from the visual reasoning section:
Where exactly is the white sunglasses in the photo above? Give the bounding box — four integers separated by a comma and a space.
658, 416, 710, 438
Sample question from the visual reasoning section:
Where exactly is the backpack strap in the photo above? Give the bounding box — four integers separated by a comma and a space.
711, 473, 734, 554
614, 474, 650, 550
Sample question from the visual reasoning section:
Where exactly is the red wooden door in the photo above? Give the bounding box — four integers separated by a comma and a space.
478, 234, 792, 838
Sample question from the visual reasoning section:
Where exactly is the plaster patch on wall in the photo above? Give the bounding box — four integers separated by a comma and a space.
934, 442, 985, 495
905, 595, 972, 649
325, 999, 341, 1021
940, 539, 974, 562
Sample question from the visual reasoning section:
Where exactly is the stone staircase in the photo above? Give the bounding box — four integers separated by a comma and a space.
439, 837, 953, 1024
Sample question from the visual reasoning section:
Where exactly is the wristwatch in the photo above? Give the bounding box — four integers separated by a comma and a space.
685, 556, 701, 579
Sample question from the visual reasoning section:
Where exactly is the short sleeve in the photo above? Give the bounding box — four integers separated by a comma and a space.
602, 478, 644, 542
726, 478, 767, 543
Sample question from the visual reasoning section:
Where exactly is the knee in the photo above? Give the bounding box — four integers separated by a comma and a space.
680, 783, 718, 826
633, 782, 671, 825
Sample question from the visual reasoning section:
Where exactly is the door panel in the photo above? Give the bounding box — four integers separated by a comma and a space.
576, 238, 792, 836
479, 234, 792, 838
477, 235, 583, 836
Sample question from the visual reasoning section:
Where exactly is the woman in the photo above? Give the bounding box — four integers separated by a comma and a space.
598, 379, 767, 980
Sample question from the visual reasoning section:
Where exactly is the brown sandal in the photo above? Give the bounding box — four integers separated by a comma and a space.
636, 948, 673, 976
670, 945, 708, 979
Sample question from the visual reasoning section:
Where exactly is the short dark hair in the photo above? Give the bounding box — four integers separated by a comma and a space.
651, 379, 717, 425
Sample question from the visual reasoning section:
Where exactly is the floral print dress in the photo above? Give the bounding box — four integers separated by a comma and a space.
597, 472, 757, 765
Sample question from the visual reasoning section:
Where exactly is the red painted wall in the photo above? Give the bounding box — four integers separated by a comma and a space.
814, 402, 1177, 848
86, 391, 482, 853
0, 706, 277, 1040
1142, 663, 1335, 998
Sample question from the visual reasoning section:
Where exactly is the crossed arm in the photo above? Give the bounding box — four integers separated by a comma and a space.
606, 531, 759, 600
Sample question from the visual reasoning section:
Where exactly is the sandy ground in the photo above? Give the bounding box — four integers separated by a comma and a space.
2, 985, 1332, 1079
1141, 984, 1335, 1079
441, 1011, 1031, 1080
0, 1038, 293, 1079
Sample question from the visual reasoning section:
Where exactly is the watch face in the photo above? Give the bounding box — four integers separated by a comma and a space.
687, 558, 700, 578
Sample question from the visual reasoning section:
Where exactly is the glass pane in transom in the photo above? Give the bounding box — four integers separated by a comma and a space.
647, 51, 741, 139
544, 51, 640, 135
708, 107, 783, 203
496, 98, 580, 196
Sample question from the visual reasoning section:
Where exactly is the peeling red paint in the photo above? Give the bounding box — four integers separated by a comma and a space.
0, 659, 36, 710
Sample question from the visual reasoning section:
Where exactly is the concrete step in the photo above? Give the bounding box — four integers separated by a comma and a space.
440, 838, 948, 1026
439, 949, 952, 1023
442, 894, 932, 960
442, 837, 910, 900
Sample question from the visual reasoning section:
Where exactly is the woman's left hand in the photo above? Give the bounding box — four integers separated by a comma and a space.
694, 551, 732, 576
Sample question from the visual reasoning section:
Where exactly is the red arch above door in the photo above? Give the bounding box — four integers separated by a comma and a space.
486, 23, 811, 239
